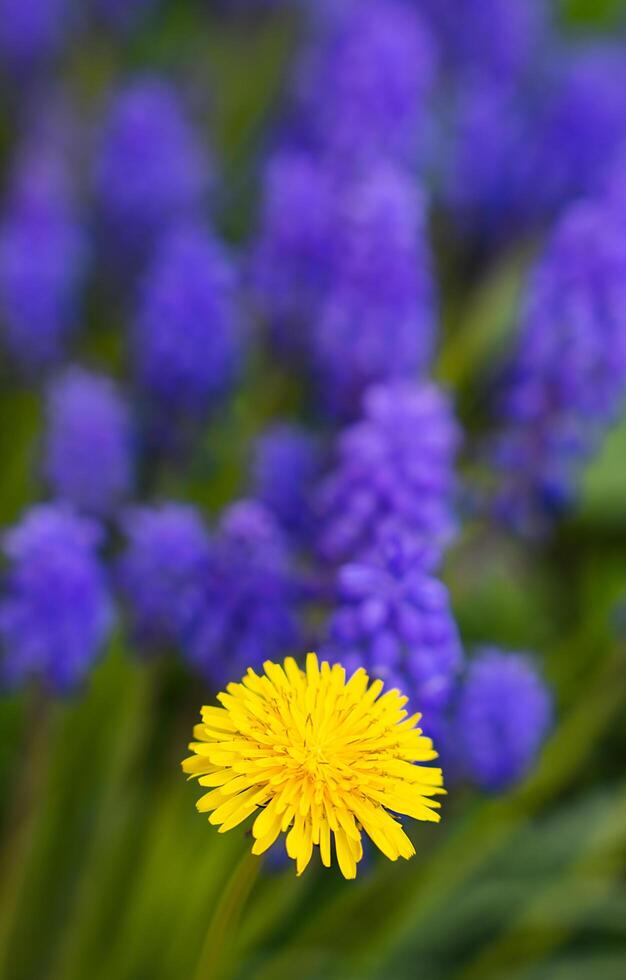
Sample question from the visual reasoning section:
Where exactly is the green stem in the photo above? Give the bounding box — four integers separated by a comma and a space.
194, 849, 262, 980
0, 686, 53, 973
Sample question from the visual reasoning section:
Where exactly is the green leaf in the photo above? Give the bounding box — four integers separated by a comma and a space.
578, 414, 626, 524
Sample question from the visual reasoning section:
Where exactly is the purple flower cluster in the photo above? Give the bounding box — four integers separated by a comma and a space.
314, 378, 462, 729
117, 499, 304, 683
296, 0, 437, 169
133, 224, 244, 418
251, 149, 336, 357
441, 81, 535, 245
43, 367, 134, 516
316, 381, 459, 564
602, 151, 626, 217
0, 506, 113, 692
453, 649, 552, 791
492, 200, 626, 528
181, 501, 301, 686
94, 78, 209, 264
118, 504, 210, 650
0, 0, 72, 72
312, 165, 435, 415
0, 144, 87, 372
421, 0, 549, 84
252, 157, 435, 415
322, 530, 462, 714
439, 25, 626, 245
532, 44, 626, 213
420, 0, 548, 203
251, 0, 440, 417
251, 424, 321, 539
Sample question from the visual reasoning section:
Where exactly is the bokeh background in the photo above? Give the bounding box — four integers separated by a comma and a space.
1, 1, 626, 978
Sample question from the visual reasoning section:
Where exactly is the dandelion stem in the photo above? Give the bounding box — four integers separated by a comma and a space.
194, 848, 261, 980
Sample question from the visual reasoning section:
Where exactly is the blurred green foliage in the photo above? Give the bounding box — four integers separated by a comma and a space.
563, 0, 626, 29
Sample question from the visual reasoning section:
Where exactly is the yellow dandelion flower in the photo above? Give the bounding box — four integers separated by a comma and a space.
182, 653, 445, 879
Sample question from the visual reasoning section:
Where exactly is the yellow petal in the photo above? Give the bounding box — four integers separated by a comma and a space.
209, 788, 264, 827
295, 820, 313, 876
319, 820, 331, 868
334, 827, 357, 880
252, 797, 282, 840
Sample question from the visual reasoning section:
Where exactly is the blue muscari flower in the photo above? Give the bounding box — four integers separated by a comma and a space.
117, 503, 210, 650
0, 0, 72, 71
442, 79, 536, 245
250, 149, 337, 357
43, 367, 134, 516
94, 77, 209, 264
532, 43, 626, 213
441, 42, 626, 246
492, 200, 626, 530
322, 528, 462, 714
0, 143, 87, 372
296, 0, 437, 168
251, 424, 321, 539
316, 381, 460, 565
133, 223, 244, 418
601, 150, 626, 217
312, 164, 436, 416
181, 500, 301, 686
252, 156, 436, 413
454, 648, 551, 791
0, 505, 113, 692
420, 0, 549, 84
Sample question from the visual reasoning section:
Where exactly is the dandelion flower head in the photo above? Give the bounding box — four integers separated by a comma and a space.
183, 654, 444, 878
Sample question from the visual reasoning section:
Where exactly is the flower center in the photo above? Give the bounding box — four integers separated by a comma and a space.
289, 730, 333, 779
303, 741, 328, 775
